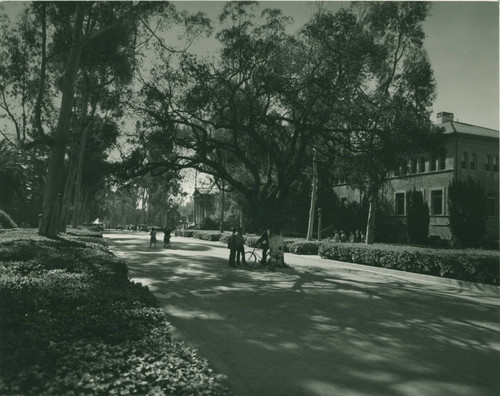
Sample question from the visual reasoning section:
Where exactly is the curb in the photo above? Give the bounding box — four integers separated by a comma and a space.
287, 253, 500, 296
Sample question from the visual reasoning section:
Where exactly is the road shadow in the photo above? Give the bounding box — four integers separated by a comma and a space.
106, 233, 500, 396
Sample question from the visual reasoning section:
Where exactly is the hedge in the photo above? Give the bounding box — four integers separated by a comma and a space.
319, 242, 499, 285
176, 230, 315, 254
0, 229, 230, 395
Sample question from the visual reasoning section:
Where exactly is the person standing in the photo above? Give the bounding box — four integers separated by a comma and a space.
235, 227, 246, 266
163, 226, 171, 248
228, 227, 237, 267
149, 227, 157, 248
256, 229, 269, 264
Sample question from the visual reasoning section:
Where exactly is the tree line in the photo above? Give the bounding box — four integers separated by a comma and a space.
0, 1, 440, 266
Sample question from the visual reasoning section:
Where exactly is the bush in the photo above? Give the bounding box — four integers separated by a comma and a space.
0, 210, 17, 229
193, 231, 221, 241
319, 242, 499, 285
175, 229, 194, 237
289, 241, 321, 255
0, 229, 229, 395
448, 177, 487, 248
406, 189, 429, 244
199, 217, 219, 230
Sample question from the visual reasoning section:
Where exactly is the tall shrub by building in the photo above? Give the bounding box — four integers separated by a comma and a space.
406, 189, 429, 244
448, 177, 487, 248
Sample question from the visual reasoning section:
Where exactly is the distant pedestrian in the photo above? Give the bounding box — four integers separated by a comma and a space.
354, 230, 362, 243
235, 227, 246, 266
163, 227, 171, 248
228, 228, 237, 267
348, 232, 355, 243
256, 229, 269, 264
150, 227, 157, 248
340, 230, 347, 243
333, 230, 340, 243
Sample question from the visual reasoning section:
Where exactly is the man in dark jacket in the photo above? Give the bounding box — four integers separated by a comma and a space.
228, 228, 237, 267
235, 227, 246, 266
256, 229, 269, 264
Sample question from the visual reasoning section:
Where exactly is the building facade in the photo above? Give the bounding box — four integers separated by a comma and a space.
333, 112, 499, 240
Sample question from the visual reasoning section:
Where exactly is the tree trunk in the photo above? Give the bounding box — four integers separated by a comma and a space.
365, 192, 377, 244
306, 149, 317, 241
219, 180, 225, 232
268, 228, 285, 268
58, 141, 79, 232
39, 4, 85, 238
72, 126, 90, 227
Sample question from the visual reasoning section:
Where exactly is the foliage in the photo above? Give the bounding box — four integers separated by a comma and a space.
448, 177, 488, 248
199, 217, 219, 230
319, 242, 499, 285
0, 229, 229, 394
289, 241, 321, 255
331, 200, 368, 235
0, 210, 18, 229
406, 189, 429, 243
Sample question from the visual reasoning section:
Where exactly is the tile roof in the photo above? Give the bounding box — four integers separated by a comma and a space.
442, 121, 499, 139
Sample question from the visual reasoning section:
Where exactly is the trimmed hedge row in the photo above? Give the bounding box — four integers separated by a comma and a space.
175, 230, 321, 255
0, 229, 230, 395
319, 242, 499, 285
173, 230, 498, 285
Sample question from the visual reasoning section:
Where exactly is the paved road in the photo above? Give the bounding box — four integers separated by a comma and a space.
106, 231, 500, 396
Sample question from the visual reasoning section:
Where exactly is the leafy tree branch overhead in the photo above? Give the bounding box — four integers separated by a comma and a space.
134, 1, 437, 255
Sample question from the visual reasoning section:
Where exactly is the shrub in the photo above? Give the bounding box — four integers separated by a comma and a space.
0, 210, 17, 229
289, 241, 321, 255
319, 242, 499, 285
0, 229, 229, 395
199, 217, 219, 230
175, 229, 194, 237
193, 231, 221, 241
448, 177, 487, 248
406, 189, 429, 244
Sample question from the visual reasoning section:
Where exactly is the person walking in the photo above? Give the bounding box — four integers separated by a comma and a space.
163, 226, 171, 248
149, 227, 157, 248
228, 227, 237, 267
256, 229, 269, 264
235, 227, 246, 266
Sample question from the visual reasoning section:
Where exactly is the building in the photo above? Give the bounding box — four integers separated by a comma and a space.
192, 187, 217, 226
333, 112, 499, 240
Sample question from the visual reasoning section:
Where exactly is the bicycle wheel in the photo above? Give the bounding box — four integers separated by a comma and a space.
244, 251, 257, 267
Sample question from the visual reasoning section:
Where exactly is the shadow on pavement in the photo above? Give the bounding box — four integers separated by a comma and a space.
106, 233, 500, 396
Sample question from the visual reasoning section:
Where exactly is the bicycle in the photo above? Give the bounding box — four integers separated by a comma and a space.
243, 247, 272, 270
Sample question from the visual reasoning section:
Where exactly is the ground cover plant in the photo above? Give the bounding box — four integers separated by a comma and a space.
0, 229, 230, 395
319, 242, 499, 285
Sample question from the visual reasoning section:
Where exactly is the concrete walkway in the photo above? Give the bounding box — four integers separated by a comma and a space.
106, 231, 500, 396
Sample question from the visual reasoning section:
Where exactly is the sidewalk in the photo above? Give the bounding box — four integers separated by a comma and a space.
107, 232, 500, 396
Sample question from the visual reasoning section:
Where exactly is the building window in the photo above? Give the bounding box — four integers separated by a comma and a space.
487, 196, 496, 217
461, 152, 468, 169
494, 156, 499, 172
430, 155, 437, 171
470, 153, 477, 170
395, 192, 405, 216
419, 157, 425, 173
340, 197, 348, 206
486, 155, 492, 171
439, 153, 446, 170
431, 189, 444, 216
411, 159, 417, 174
